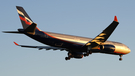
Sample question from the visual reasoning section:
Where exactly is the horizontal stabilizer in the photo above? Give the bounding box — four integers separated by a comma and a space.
2, 31, 23, 34
3, 23, 37, 35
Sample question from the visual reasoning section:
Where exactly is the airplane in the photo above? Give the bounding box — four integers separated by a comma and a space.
3, 6, 131, 61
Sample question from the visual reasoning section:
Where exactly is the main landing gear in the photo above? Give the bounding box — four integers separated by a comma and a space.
119, 55, 122, 61
65, 52, 85, 60
84, 51, 92, 57
65, 57, 71, 60
65, 52, 73, 60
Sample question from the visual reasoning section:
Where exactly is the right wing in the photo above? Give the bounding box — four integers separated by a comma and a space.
84, 16, 119, 49
14, 42, 66, 51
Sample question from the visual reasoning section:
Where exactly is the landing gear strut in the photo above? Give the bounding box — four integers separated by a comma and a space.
65, 52, 73, 60
119, 55, 122, 61
89, 51, 92, 54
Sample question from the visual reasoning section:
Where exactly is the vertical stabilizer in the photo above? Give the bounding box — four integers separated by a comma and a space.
16, 6, 33, 29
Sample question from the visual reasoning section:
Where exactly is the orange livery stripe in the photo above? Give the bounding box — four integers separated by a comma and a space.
19, 16, 31, 25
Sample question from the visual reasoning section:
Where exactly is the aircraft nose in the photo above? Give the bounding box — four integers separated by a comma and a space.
127, 47, 131, 54
128, 48, 131, 53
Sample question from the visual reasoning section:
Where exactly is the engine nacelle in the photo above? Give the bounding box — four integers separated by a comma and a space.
99, 44, 115, 52
73, 54, 83, 59
68, 52, 83, 59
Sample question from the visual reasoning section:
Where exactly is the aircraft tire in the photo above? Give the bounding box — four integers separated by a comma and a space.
65, 57, 70, 60
119, 58, 122, 61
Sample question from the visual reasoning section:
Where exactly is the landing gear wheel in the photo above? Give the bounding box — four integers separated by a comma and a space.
84, 52, 89, 57
65, 57, 70, 60
89, 51, 92, 54
86, 53, 89, 56
84, 54, 87, 57
119, 58, 122, 61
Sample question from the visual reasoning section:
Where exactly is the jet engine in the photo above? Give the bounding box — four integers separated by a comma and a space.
99, 44, 115, 52
65, 52, 83, 60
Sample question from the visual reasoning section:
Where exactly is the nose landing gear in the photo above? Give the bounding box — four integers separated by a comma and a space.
119, 55, 122, 61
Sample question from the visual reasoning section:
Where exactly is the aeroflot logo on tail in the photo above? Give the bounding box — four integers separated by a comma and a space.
17, 9, 32, 25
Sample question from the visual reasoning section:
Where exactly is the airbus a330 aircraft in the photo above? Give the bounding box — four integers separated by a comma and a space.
3, 6, 131, 61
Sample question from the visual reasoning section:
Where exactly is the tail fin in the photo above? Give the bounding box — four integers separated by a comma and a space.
3, 6, 40, 34
16, 6, 33, 29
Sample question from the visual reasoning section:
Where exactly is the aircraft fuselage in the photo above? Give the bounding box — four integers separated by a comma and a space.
25, 29, 131, 55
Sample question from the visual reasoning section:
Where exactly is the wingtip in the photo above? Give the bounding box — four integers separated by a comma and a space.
114, 16, 118, 22
14, 42, 19, 46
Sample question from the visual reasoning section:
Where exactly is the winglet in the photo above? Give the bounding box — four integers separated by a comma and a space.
14, 42, 19, 46
114, 16, 118, 22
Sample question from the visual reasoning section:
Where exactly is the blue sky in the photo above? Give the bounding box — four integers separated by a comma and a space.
1, 0, 135, 76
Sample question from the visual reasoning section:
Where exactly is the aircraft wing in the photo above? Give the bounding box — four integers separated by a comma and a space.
14, 42, 66, 51
85, 16, 119, 48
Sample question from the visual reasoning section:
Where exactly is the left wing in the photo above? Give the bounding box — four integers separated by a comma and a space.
14, 42, 66, 51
